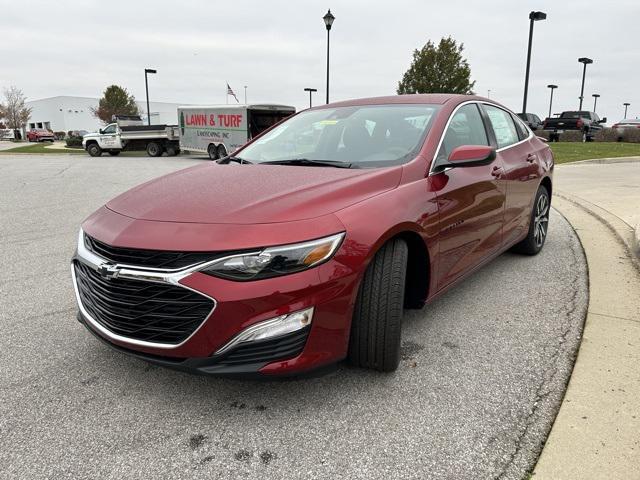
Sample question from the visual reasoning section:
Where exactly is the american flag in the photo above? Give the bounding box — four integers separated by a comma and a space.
227, 83, 239, 103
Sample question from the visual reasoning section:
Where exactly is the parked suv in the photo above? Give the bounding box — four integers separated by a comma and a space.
26, 129, 55, 142
517, 113, 543, 131
71, 94, 553, 377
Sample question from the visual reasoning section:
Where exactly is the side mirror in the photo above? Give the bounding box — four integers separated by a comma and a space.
99, 129, 104, 134
600, 117, 607, 123
447, 145, 496, 167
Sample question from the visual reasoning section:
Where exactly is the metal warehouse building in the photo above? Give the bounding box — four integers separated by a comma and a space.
25, 96, 185, 134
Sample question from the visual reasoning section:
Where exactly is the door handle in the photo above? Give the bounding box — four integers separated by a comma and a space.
491, 166, 503, 177
526, 154, 537, 163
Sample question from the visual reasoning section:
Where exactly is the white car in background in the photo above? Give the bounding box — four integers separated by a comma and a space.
611, 119, 640, 140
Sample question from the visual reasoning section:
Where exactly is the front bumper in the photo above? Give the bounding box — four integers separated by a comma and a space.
71, 227, 361, 377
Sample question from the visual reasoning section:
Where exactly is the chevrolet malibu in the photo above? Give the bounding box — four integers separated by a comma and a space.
72, 94, 553, 377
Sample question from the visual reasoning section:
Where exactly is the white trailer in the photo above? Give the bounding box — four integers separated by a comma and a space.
178, 104, 295, 159
82, 115, 180, 157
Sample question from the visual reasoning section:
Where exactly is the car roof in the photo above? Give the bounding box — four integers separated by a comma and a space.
317, 94, 490, 108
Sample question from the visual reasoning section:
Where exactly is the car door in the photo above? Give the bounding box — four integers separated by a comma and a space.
98, 124, 120, 149
481, 104, 540, 247
430, 102, 506, 290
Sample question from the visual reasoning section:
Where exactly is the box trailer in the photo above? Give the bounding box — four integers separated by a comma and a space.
178, 104, 295, 159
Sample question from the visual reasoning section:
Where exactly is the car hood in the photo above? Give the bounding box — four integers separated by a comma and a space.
106, 163, 402, 224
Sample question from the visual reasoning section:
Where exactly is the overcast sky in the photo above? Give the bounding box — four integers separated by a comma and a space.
2, 0, 638, 120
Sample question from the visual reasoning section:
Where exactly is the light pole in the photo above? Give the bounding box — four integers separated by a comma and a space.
487, 89, 491, 99
547, 84, 557, 118
144, 68, 157, 126
577, 57, 593, 110
592, 94, 600, 112
522, 11, 547, 114
323, 9, 335, 104
244, 86, 248, 105
304, 88, 318, 108
624, 103, 631, 118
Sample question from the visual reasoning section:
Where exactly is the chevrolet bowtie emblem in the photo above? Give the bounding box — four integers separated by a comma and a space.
97, 263, 120, 280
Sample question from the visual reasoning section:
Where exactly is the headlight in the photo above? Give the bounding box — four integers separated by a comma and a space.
201, 232, 345, 281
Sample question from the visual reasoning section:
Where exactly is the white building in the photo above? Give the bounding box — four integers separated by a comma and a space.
25, 96, 186, 134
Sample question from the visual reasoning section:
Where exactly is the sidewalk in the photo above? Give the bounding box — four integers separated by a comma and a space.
534, 158, 640, 479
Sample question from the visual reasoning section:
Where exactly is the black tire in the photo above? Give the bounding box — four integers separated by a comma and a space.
207, 144, 218, 160
348, 239, 408, 372
146, 142, 162, 157
87, 143, 102, 157
217, 144, 227, 159
166, 145, 180, 156
108, 151, 120, 156
511, 185, 550, 255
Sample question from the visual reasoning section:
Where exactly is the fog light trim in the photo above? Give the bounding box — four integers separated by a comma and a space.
214, 307, 314, 357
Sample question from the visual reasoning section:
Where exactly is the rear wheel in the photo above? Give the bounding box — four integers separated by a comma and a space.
166, 145, 180, 156
512, 185, 550, 255
108, 151, 120, 156
207, 144, 218, 160
348, 239, 408, 372
146, 141, 162, 157
87, 143, 102, 157
217, 144, 228, 159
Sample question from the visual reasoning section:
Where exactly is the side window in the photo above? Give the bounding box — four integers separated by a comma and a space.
103, 125, 116, 134
592, 113, 600, 122
512, 114, 530, 141
436, 104, 488, 162
484, 105, 520, 149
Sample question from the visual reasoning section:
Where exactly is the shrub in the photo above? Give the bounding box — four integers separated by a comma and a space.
593, 128, 618, 142
65, 136, 83, 148
621, 128, 640, 143
534, 130, 551, 141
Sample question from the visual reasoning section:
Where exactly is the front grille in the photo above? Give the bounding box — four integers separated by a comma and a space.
74, 261, 214, 344
84, 235, 217, 269
216, 327, 310, 366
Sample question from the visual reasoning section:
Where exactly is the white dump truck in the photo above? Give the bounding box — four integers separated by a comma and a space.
178, 104, 295, 159
82, 115, 180, 157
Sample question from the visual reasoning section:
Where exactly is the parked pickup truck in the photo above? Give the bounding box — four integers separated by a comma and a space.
543, 111, 607, 141
27, 129, 55, 142
82, 116, 180, 157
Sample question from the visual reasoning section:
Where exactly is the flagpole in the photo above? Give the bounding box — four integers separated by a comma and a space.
226, 82, 228, 104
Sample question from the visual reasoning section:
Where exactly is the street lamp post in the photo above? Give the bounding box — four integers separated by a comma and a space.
624, 103, 631, 118
304, 88, 318, 108
244, 86, 248, 105
546, 84, 558, 118
592, 94, 600, 112
577, 57, 593, 110
144, 68, 157, 126
323, 9, 335, 104
522, 11, 547, 114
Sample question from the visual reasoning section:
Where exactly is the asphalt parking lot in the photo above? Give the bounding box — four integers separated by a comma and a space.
0, 154, 588, 480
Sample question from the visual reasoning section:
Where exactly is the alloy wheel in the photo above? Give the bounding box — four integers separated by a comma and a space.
533, 193, 549, 248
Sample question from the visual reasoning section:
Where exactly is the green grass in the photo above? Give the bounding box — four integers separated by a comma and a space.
0, 143, 84, 154
549, 142, 640, 164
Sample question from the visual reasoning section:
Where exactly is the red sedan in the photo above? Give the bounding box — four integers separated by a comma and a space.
72, 94, 553, 377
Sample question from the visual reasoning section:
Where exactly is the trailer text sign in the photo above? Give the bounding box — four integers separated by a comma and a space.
179, 107, 249, 154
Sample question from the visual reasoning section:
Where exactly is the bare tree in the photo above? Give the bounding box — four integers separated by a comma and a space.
0, 86, 32, 138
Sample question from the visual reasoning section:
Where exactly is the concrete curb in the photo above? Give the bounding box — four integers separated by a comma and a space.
560, 156, 640, 166
534, 195, 640, 479
554, 190, 640, 268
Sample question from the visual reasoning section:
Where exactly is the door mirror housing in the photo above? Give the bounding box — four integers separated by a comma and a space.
599, 117, 607, 124
99, 129, 104, 134
447, 145, 496, 168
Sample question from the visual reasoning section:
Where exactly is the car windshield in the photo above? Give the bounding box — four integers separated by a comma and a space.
237, 104, 440, 168
561, 111, 590, 119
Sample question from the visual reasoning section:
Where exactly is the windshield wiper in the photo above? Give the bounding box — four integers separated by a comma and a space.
217, 156, 251, 164
261, 158, 353, 168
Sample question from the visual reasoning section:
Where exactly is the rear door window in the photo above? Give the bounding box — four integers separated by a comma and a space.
483, 105, 520, 149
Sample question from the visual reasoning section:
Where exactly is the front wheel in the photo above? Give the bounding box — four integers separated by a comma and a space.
348, 239, 408, 372
512, 185, 550, 255
87, 143, 102, 157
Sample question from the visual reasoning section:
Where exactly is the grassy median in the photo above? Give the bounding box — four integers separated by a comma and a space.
0, 143, 84, 154
549, 142, 640, 164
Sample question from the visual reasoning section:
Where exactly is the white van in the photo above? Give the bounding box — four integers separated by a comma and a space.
178, 104, 295, 159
